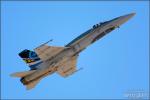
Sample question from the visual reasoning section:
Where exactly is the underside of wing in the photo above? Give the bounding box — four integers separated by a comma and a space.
34, 45, 66, 61
57, 56, 78, 77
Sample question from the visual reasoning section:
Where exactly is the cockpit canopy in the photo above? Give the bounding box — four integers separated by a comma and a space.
93, 17, 119, 29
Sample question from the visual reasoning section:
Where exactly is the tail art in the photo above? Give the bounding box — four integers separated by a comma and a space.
18, 49, 42, 70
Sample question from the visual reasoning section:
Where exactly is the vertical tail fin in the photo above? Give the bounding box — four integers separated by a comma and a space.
18, 49, 42, 70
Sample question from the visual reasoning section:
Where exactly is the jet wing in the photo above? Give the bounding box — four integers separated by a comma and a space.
34, 45, 66, 61
57, 56, 78, 77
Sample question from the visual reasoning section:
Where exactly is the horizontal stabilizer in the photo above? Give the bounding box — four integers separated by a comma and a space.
10, 70, 36, 78
26, 78, 42, 90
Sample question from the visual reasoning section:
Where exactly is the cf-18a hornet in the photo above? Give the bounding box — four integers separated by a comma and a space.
11, 13, 135, 90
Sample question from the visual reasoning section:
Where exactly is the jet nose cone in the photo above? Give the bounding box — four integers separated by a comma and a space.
111, 13, 136, 27
122, 13, 136, 20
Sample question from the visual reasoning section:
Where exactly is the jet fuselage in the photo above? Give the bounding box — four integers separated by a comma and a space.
12, 13, 135, 89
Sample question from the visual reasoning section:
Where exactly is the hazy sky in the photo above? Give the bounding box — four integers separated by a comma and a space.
1, 1, 149, 99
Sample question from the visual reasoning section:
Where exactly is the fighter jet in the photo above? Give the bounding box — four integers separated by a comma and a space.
11, 13, 135, 90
